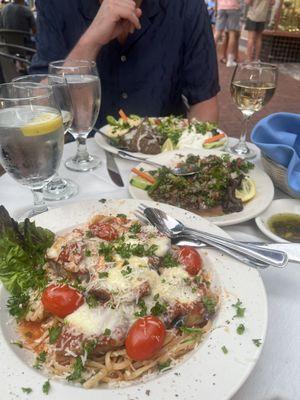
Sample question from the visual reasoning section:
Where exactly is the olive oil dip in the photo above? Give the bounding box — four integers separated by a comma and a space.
267, 213, 300, 242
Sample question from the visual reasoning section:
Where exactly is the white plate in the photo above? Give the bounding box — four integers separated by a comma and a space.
0, 199, 267, 400
255, 198, 300, 243
128, 149, 274, 226
95, 125, 228, 160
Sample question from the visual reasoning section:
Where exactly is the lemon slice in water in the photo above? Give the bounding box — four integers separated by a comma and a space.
161, 138, 174, 152
21, 112, 63, 137
235, 177, 256, 203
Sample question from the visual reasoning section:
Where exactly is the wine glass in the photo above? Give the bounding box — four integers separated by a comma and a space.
49, 59, 101, 172
13, 74, 79, 201
0, 82, 65, 217
230, 61, 278, 159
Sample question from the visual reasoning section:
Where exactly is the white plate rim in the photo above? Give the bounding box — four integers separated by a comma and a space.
0, 199, 268, 400
95, 124, 228, 160
255, 198, 300, 243
127, 149, 275, 226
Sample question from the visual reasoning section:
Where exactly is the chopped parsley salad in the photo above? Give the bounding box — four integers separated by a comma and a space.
130, 154, 256, 216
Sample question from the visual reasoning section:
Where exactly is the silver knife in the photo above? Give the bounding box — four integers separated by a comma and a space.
105, 151, 124, 187
172, 237, 300, 263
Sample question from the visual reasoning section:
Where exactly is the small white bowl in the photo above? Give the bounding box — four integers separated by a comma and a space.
255, 199, 300, 243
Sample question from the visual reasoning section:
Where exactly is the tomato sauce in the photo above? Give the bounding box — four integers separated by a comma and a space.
18, 321, 45, 353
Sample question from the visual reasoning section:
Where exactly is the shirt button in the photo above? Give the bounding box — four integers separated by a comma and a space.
121, 55, 127, 62
121, 92, 128, 99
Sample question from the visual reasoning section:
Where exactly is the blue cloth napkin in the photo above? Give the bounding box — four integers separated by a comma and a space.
251, 112, 300, 194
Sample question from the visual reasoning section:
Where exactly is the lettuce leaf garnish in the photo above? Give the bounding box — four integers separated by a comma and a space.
0, 206, 54, 318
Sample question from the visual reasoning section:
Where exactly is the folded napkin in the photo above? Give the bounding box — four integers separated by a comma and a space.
251, 112, 300, 194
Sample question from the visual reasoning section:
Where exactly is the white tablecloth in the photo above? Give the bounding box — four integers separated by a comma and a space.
0, 139, 299, 400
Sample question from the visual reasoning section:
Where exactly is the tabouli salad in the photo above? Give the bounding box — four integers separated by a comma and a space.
104, 110, 227, 154
0, 206, 217, 388
130, 154, 256, 216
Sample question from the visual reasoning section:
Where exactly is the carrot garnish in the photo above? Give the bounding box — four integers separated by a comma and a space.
119, 109, 128, 122
132, 168, 156, 184
203, 133, 225, 144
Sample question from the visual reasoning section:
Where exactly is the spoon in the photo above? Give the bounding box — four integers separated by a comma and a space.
118, 150, 200, 176
137, 204, 288, 269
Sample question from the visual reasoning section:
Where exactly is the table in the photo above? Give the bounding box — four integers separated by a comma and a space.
0, 139, 299, 400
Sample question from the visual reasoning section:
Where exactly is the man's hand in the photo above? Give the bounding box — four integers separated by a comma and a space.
86, 0, 142, 46
67, 0, 142, 60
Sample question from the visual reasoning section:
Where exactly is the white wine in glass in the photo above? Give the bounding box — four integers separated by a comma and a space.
230, 62, 278, 159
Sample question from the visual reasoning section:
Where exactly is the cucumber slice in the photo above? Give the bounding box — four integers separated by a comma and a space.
203, 140, 226, 149
130, 177, 151, 191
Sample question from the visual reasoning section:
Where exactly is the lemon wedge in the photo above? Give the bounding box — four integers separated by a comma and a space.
235, 177, 256, 203
21, 112, 63, 137
161, 138, 174, 152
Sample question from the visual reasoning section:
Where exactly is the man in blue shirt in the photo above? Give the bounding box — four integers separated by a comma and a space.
31, 0, 220, 126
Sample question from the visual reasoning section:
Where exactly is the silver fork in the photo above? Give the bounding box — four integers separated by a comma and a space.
136, 204, 288, 269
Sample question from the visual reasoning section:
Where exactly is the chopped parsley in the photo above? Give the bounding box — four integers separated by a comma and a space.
98, 242, 114, 262
117, 213, 127, 219
48, 326, 62, 344
33, 351, 47, 369
232, 299, 245, 318
134, 299, 148, 317
103, 328, 111, 336
86, 294, 99, 308
129, 223, 142, 234
21, 387, 32, 394
83, 340, 97, 356
221, 345, 228, 354
153, 293, 160, 301
237, 323, 245, 335
252, 339, 262, 347
151, 301, 167, 316
85, 230, 93, 238
121, 266, 132, 276
194, 275, 202, 284
67, 357, 84, 382
202, 296, 217, 314
7, 293, 30, 321
158, 360, 171, 371
84, 249, 91, 257
162, 253, 179, 268
98, 271, 109, 279
42, 380, 50, 395
180, 326, 202, 335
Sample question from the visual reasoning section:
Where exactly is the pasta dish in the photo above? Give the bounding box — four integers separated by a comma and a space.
0, 207, 217, 388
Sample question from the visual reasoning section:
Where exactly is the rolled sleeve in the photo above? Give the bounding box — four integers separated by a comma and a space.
182, 0, 220, 105
30, 0, 68, 74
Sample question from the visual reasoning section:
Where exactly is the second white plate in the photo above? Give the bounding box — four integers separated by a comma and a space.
128, 149, 274, 226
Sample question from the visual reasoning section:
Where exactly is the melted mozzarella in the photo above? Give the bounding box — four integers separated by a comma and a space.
153, 267, 199, 304
148, 236, 171, 257
65, 303, 126, 338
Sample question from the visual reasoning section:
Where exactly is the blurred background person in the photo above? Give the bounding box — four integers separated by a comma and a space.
206, 0, 217, 29
0, 0, 36, 34
214, 0, 242, 67
245, 0, 274, 60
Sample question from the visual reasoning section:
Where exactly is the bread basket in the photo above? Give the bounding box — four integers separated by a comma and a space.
261, 153, 300, 198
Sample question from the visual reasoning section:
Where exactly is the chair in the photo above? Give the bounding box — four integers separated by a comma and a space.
0, 42, 36, 82
0, 29, 35, 51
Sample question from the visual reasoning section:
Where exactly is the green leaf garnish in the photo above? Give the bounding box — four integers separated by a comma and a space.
42, 380, 50, 395
221, 345, 228, 354
21, 387, 32, 394
252, 339, 262, 347
232, 299, 245, 318
48, 326, 62, 344
33, 351, 47, 369
237, 323, 245, 335
103, 328, 111, 336
150, 301, 167, 316
158, 360, 171, 371
67, 357, 84, 382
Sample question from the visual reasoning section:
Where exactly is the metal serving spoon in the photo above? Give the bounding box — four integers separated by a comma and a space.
137, 204, 289, 269
117, 150, 200, 176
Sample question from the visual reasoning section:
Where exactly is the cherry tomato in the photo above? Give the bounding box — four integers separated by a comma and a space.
178, 246, 202, 276
41, 284, 84, 318
89, 223, 118, 241
58, 242, 84, 263
125, 316, 166, 361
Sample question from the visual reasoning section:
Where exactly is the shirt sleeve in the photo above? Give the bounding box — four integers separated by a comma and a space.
30, 0, 68, 74
182, 0, 220, 105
